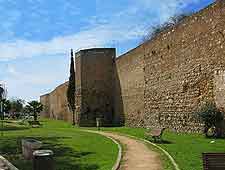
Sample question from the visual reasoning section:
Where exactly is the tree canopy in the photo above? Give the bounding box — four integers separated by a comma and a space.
26, 101, 43, 121
10, 99, 24, 113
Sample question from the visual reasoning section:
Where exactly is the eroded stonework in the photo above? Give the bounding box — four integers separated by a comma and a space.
75, 48, 115, 126
41, 1, 225, 132
40, 82, 72, 123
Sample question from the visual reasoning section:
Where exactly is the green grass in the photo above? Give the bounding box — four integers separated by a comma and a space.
0, 120, 29, 131
3, 119, 223, 170
90, 127, 225, 170
0, 119, 118, 170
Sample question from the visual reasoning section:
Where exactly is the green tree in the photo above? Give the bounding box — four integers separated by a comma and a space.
10, 99, 24, 113
197, 102, 224, 138
0, 86, 4, 100
23, 105, 32, 114
27, 101, 43, 121
67, 49, 76, 125
2, 99, 11, 113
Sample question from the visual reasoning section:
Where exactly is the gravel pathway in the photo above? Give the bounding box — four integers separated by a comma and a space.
98, 132, 162, 170
0, 159, 9, 170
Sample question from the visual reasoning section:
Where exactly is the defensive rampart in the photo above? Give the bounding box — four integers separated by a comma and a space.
41, 1, 225, 132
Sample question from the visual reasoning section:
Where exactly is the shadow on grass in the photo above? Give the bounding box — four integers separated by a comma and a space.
0, 136, 100, 170
0, 126, 29, 131
145, 138, 173, 144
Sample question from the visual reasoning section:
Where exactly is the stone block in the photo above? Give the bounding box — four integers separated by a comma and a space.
22, 139, 42, 160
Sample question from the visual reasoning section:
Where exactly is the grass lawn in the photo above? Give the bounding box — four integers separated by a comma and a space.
0, 119, 118, 170
91, 127, 225, 170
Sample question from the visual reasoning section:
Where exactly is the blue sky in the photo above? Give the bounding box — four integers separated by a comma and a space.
0, 0, 214, 101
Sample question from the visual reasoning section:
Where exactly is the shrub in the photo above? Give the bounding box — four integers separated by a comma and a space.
141, 13, 191, 43
197, 102, 224, 138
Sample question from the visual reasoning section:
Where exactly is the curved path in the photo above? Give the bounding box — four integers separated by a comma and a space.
92, 131, 162, 170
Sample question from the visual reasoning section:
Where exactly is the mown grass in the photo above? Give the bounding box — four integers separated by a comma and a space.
3, 118, 223, 170
91, 127, 225, 170
0, 119, 118, 170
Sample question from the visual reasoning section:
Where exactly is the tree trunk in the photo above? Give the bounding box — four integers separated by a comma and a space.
72, 110, 75, 126
34, 113, 37, 121
76, 113, 79, 126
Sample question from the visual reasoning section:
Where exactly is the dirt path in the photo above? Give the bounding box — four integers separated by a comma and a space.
0, 159, 9, 170
98, 131, 162, 170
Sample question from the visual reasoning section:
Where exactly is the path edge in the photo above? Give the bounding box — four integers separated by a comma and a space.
0, 155, 19, 170
120, 133, 180, 170
81, 130, 122, 170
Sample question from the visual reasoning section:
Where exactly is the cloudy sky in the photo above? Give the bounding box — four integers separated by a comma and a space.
0, 0, 214, 101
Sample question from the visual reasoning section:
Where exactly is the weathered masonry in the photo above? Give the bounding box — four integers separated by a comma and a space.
75, 48, 115, 126
41, 1, 225, 132
40, 82, 72, 123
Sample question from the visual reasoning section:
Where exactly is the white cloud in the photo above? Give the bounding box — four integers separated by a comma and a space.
5, 65, 55, 86
133, 0, 204, 24
0, 22, 146, 61
3, 63, 68, 101
0, 0, 211, 61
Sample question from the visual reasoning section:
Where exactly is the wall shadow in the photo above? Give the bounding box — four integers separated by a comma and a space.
113, 59, 125, 126
148, 139, 173, 144
41, 137, 98, 170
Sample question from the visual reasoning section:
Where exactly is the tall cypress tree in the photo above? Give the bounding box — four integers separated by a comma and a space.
67, 49, 76, 125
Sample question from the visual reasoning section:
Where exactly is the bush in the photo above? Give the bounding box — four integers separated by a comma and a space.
197, 102, 224, 138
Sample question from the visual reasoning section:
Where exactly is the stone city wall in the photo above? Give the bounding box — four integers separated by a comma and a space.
114, 47, 145, 127
114, 1, 225, 132
40, 94, 50, 118
142, 1, 225, 132
40, 82, 72, 123
40, 1, 225, 132
76, 48, 115, 126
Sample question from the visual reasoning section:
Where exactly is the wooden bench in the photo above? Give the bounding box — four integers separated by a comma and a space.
145, 127, 166, 142
28, 121, 42, 127
202, 153, 225, 170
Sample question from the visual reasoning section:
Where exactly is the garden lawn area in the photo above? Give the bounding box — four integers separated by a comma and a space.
93, 127, 225, 170
0, 119, 118, 170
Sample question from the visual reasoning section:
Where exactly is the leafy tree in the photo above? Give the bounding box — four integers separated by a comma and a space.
23, 105, 32, 114
0, 86, 4, 100
27, 101, 43, 121
0, 87, 4, 120
2, 99, 11, 113
10, 99, 24, 113
67, 49, 76, 125
197, 102, 224, 138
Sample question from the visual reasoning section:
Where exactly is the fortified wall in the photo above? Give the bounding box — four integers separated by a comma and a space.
75, 48, 115, 126
41, 1, 225, 132
40, 82, 72, 123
